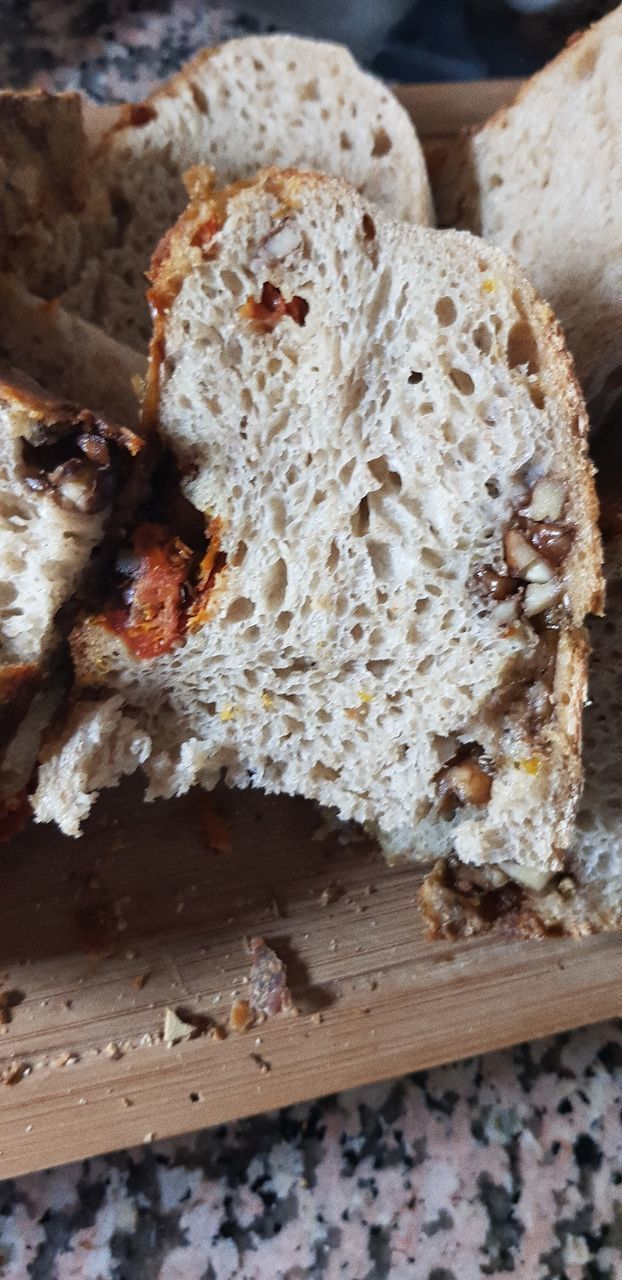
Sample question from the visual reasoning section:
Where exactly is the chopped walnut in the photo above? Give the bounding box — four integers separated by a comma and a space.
436, 748, 493, 816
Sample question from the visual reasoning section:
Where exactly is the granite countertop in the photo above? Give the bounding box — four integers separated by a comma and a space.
1, 1022, 621, 1277
1, 2, 622, 1276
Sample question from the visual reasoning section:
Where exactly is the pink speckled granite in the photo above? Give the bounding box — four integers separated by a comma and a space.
0, 1023, 621, 1277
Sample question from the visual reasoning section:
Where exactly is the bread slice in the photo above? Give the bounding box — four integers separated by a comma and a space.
0, 89, 111, 300
0, 369, 144, 804
0, 275, 145, 426
431, 7, 622, 428
36, 168, 601, 880
419, 525, 622, 938
65, 34, 432, 349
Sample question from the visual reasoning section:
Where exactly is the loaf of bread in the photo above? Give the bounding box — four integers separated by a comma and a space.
0, 275, 145, 425
35, 169, 601, 888
0, 370, 144, 806
64, 34, 432, 349
0, 89, 111, 301
431, 6, 622, 429
419, 522, 622, 938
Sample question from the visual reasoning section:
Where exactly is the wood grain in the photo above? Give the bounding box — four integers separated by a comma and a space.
1, 77, 617, 1181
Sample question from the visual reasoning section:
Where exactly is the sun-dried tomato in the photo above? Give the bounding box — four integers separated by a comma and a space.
187, 517, 226, 632
102, 523, 192, 660
190, 214, 222, 257
240, 281, 309, 331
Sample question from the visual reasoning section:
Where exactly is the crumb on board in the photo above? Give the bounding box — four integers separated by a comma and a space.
320, 882, 342, 907
122, 1096, 133, 1108
104, 1042, 123, 1061
250, 1052, 271, 1075
163, 1007, 196, 1048
210, 1024, 226, 1042
2, 1062, 29, 1086
144, 1131, 155, 1143
229, 999, 253, 1033
247, 937, 294, 1017
132, 973, 148, 990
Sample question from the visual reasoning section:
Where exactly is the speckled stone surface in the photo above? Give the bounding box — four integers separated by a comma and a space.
1, 1023, 622, 1277
1, 4, 622, 1275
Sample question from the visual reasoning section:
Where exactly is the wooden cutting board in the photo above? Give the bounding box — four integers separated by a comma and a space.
3, 78, 621, 1181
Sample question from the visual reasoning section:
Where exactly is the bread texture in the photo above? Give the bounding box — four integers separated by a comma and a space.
0, 275, 145, 425
0, 371, 144, 799
419, 528, 622, 938
431, 7, 622, 429
37, 168, 601, 871
65, 34, 431, 349
0, 89, 111, 300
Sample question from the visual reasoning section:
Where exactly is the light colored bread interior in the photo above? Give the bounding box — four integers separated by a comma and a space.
431, 7, 622, 428
42, 169, 601, 867
34, 695, 150, 837
0, 275, 145, 425
65, 33, 432, 349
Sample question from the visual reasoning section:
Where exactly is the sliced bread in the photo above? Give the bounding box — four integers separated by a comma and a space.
0, 369, 144, 801
64, 34, 432, 349
419, 523, 622, 938
0, 89, 111, 300
35, 168, 602, 878
0, 275, 145, 426
431, 6, 622, 428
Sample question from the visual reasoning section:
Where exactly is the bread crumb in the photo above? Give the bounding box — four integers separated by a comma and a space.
2, 1062, 27, 1086
122, 1096, 133, 1108
250, 1052, 271, 1075
248, 937, 294, 1017
201, 798, 233, 855
210, 1024, 226, 1042
132, 973, 148, 990
229, 999, 253, 1032
104, 1042, 123, 1061
311, 1012, 323, 1025
144, 1131, 155, 1143
163, 1007, 196, 1048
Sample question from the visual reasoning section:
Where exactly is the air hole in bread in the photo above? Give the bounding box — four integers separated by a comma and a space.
367, 540, 392, 581
507, 317, 540, 376
285, 464, 298, 485
276, 610, 293, 635
269, 497, 286, 536
367, 456, 401, 491
367, 659, 390, 677
351, 622, 363, 641
327, 540, 340, 572
473, 323, 492, 356
0, 582, 17, 606
408, 370, 423, 384
340, 131, 352, 151
435, 296, 457, 326
339, 456, 355, 485
489, 174, 503, 190
371, 127, 392, 158
361, 212, 376, 240
298, 78, 320, 102
313, 490, 327, 506
449, 368, 475, 396
352, 494, 370, 536
225, 596, 255, 623
188, 81, 208, 113
264, 557, 288, 610
230, 540, 247, 568
528, 380, 545, 411
485, 477, 500, 499
221, 269, 243, 298
311, 762, 339, 783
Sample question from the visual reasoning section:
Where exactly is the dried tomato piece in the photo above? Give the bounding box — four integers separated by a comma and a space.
187, 517, 226, 632
103, 523, 192, 660
240, 281, 309, 331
